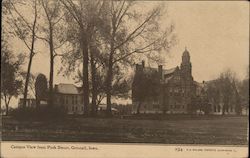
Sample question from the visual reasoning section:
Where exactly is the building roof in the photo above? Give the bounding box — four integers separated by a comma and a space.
183, 48, 190, 57
143, 67, 158, 73
163, 67, 177, 75
164, 76, 173, 83
54, 83, 82, 94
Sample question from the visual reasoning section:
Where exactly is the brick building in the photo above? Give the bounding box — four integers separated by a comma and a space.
132, 48, 197, 114
132, 48, 244, 115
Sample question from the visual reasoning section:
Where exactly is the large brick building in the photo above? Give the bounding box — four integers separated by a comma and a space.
132, 48, 196, 114
132, 48, 241, 114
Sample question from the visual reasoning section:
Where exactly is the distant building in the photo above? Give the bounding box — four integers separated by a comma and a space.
98, 104, 119, 115
18, 98, 36, 108
132, 48, 241, 115
54, 83, 84, 114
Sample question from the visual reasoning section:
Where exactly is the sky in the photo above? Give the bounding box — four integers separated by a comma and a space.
3, 1, 250, 107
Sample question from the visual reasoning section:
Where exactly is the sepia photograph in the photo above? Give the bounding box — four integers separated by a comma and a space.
1, 0, 249, 157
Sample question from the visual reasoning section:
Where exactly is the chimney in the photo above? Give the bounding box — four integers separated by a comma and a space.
142, 60, 145, 68
158, 65, 163, 79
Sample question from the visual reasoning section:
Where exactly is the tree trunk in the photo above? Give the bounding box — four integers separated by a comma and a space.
136, 102, 142, 114
106, 55, 113, 117
35, 94, 40, 108
48, 25, 54, 107
23, 53, 34, 108
4, 95, 11, 116
106, 20, 116, 117
22, 1, 37, 108
81, 29, 89, 115
90, 52, 97, 116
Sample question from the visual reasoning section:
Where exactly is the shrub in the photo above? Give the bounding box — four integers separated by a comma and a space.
10, 106, 67, 121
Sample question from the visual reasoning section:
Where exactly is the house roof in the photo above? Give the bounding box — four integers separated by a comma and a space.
54, 83, 82, 94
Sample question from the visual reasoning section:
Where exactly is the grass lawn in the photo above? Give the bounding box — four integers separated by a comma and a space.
1, 115, 248, 145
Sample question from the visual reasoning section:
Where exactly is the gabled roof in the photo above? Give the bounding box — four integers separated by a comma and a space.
54, 83, 82, 94
163, 67, 177, 75
164, 76, 173, 83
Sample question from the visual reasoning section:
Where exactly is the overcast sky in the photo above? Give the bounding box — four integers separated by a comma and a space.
6, 1, 250, 107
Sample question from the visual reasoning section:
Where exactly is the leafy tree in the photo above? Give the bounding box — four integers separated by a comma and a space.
218, 70, 237, 115
132, 69, 160, 114
207, 69, 241, 115
35, 73, 48, 107
1, 40, 24, 115
187, 96, 199, 114
20, 72, 36, 98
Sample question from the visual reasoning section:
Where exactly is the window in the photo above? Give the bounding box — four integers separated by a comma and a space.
61, 97, 64, 105
65, 96, 68, 104
153, 104, 159, 109
72, 96, 74, 105
75, 96, 78, 104
214, 105, 216, 112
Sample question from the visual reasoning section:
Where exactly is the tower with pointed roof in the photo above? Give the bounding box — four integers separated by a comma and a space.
181, 48, 193, 80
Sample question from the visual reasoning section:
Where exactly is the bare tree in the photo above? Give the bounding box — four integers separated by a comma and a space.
97, 1, 177, 116
38, 0, 67, 107
60, 0, 105, 115
7, 0, 40, 107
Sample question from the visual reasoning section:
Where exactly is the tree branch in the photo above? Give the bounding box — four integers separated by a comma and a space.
113, 10, 157, 51
113, 39, 158, 64
59, 0, 82, 27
